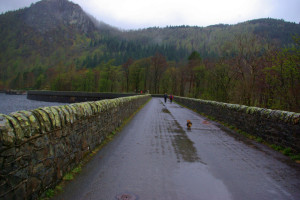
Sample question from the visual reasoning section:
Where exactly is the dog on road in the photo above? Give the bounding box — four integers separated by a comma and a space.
187, 120, 192, 129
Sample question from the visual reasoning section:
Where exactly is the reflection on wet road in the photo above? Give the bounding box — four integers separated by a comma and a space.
53, 98, 300, 200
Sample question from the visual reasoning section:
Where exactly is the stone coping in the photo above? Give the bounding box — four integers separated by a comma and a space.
0, 95, 150, 149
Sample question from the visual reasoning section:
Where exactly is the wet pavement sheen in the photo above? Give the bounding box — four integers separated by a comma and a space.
53, 98, 300, 200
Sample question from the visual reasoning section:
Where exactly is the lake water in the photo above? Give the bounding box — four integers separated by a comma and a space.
0, 93, 67, 115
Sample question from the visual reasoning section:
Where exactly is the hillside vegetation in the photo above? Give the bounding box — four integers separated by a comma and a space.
0, 0, 299, 112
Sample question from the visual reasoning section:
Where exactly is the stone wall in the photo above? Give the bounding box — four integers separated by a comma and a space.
0, 95, 150, 200
27, 90, 141, 103
175, 96, 300, 153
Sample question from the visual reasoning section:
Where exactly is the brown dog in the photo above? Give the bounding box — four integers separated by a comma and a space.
187, 120, 192, 129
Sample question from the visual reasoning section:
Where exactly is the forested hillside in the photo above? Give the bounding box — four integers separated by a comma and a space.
0, 0, 299, 112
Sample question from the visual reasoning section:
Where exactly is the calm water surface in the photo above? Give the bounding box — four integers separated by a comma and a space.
0, 93, 67, 115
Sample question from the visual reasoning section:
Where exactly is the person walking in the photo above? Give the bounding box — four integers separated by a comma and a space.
164, 93, 168, 103
169, 94, 174, 103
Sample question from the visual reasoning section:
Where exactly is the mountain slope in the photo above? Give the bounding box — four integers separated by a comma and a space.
0, 0, 101, 84
23, 0, 95, 34
82, 18, 300, 67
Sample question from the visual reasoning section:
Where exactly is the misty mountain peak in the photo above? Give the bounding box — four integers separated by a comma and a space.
24, 0, 95, 34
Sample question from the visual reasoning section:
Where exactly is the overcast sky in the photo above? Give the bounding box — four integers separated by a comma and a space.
0, 0, 299, 29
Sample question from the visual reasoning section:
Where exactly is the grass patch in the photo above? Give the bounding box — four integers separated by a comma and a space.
72, 166, 82, 174
45, 189, 55, 198
282, 148, 293, 156
55, 185, 63, 192
255, 137, 263, 143
290, 154, 300, 161
63, 173, 74, 181
270, 144, 283, 151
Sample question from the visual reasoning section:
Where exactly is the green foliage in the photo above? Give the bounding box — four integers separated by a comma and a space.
72, 167, 82, 174
63, 173, 74, 181
282, 148, 293, 156
271, 144, 284, 151
45, 189, 55, 198
255, 137, 263, 143
188, 51, 202, 61
55, 185, 63, 192
290, 154, 300, 161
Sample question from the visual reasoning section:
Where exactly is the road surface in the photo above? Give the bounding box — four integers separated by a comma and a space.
53, 98, 300, 200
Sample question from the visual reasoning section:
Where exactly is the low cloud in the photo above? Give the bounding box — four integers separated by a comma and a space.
1, 0, 299, 29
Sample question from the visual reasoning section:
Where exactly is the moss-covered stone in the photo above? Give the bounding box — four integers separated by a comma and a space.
92, 101, 102, 112
269, 110, 283, 121
63, 105, 75, 124
10, 112, 32, 138
94, 101, 106, 112
246, 107, 262, 115
82, 103, 93, 116
40, 107, 56, 130
52, 106, 65, 126
260, 108, 273, 119
64, 105, 76, 122
87, 102, 98, 115
69, 104, 84, 119
32, 109, 52, 133
4, 115, 24, 143
50, 107, 64, 128
0, 114, 15, 146
19, 111, 41, 136
292, 113, 300, 124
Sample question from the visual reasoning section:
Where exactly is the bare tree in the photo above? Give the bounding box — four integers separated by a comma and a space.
122, 58, 134, 92
151, 53, 167, 93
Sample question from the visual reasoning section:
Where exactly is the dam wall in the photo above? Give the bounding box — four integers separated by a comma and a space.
0, 95, 150, 199
27, 90, 141, 103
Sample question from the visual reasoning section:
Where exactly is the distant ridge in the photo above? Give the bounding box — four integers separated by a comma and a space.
22, 0, 96, 34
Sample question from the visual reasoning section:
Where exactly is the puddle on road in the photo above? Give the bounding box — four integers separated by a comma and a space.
160, 103, 203, 164
170, 120, 202, 163
162, 108, 171, 114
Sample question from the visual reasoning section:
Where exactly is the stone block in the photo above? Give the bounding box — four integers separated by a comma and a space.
49, 107, 62, 129
0, 114, 15, 146
10, 112, 33, 138
65, 104, 78, 122
26, 177, 41, 198
32, 163, 45, 178
69, 104, 84, 120
31, 109, 52, 133
40, 107, 57, 130
58, 106, 69, 125
87, 102, 98, 115
42, 168, 54, 187
81, 102, 93, 117
33, 135, 49, 149
292, 113, 300, 124
13, 182, 26, 200
19, 111, 41, 136
4, 115, 24, 144
0, 184, 14, 199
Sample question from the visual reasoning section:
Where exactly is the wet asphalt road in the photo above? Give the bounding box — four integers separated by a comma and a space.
53, 98, 300, 200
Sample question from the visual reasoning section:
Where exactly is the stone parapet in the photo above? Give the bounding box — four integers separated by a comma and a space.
27, 90, 141, 103
175, 96, 300, 153
0, 95, 150, 199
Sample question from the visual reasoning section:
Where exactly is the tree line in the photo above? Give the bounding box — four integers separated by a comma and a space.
3, 34, 300, 112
